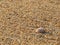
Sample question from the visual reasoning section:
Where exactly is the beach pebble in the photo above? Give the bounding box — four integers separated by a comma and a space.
35, 27, 46, 33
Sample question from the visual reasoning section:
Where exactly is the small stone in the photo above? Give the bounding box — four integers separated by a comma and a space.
35, 27, 46, 34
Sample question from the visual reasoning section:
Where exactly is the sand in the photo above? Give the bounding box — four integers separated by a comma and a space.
0, 0, 60, 45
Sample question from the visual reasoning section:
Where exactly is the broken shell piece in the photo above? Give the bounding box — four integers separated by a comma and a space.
36, 27, 46, 33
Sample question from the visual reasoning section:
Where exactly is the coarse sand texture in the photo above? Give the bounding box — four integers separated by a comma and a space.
0, 0, 60, 45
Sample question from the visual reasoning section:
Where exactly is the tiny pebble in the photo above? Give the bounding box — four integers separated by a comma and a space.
35, 27, 46, 34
